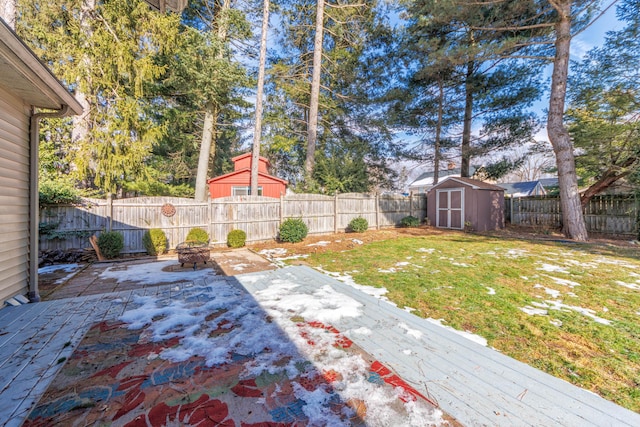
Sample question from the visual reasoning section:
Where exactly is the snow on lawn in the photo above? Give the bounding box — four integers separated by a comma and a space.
38, 263, 82, 284
120, 278, 445, 426
615, 280, 640, 290
533, 284, 561, 299
520, 300, 611, 325
547, 276, 581, 288
537, 263, 570, 274
98, 260, 215, 284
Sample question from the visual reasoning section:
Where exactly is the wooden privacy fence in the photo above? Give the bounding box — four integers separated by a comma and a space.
40, 193, 427, 253
509, 194, 638, 235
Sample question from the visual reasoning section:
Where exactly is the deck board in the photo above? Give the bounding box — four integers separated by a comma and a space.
236, 266, 640, 427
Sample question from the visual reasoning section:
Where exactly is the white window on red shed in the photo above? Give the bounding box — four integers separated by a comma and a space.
232, 186, 263, 196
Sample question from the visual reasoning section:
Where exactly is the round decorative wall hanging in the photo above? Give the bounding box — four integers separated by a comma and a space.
161, 203, 176, 217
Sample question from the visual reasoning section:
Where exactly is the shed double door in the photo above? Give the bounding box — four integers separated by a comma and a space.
436, 188, 464, 229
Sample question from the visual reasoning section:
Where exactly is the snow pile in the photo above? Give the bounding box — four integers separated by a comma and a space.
119, 277, 445, 426
98, 260, 214, 285
424, 318, 488, 347
315, 267, 392, 302
306, 241, 331, 247
38, 263, 82, 284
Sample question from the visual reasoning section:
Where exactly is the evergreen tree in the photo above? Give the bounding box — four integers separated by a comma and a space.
567, 0, 640, 205
264, 0, 396, 193
396, 0, 546, 180
18, 0, 181, 195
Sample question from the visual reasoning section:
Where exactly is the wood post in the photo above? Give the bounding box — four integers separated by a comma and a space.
107, 193, 113, 232
334, 193, 339, 233
375, 193, 380, 230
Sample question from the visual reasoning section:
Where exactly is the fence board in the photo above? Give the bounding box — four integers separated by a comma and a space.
40, 193, 426, 253
510, 194, 637, 235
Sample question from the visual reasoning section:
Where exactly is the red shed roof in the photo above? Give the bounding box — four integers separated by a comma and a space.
206, 169, 288, 185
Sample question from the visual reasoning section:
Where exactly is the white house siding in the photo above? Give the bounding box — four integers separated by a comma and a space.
0, 84, 31, 303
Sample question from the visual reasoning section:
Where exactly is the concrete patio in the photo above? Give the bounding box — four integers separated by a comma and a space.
1, 257, 639, 426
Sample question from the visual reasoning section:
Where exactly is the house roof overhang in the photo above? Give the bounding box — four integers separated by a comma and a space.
0, 19, 83, 116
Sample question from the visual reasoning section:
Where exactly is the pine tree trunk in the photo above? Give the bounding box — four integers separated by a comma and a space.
305, 0, 325, 180
461, 61, 474, 178
194, 0, 231, 202
195, 102, 216, 201
547, 0, 588, 241
72, 0, 94, 186
433, 78, 444, 185
251, 0, 269, 196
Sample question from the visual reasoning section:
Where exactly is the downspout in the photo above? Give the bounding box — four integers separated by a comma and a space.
28, 104, 71, 303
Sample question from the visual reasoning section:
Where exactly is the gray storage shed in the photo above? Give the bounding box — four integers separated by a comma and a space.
427, 177, 505, 232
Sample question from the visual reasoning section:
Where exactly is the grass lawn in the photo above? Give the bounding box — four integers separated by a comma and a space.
297, 232, 640, 412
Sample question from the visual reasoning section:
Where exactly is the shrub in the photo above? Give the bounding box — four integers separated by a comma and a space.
97, 231, 124, 259
143, 228, 167, 256
227, 229, 247, 248
186, 228, 209, 244
348, 217, 368, 233
400, 215, 420, 228
279, 218, 308, 243
39, 178, 80, 205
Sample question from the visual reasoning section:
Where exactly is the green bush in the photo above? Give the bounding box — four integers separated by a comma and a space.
400, 215, 420, 228
186, 228, 209, 244
279, 218, 309, 243
97, 231, 124, 259
227, 229, 247, 248
39, 178, 80, 205
348, 217, 368, 233
143, 228, 167, 256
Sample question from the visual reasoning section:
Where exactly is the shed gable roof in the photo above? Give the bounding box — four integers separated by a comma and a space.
207, 169, 288, 185
432, 176, 505, 191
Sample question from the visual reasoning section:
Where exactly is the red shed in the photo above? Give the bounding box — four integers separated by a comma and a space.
207, 152, 288, 199
427, 177, 504, 232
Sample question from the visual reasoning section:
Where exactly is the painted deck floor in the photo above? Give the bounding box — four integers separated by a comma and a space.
0, 276, 237, 427
236, 266, 640, 427
1, 264, 639, 426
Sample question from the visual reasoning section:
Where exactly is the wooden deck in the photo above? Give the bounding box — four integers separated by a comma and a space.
236, 266, 640, 427
0, 277, 234, 427
1, 263, 639, 426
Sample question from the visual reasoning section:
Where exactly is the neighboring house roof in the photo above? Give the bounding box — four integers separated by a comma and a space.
539, 177, 559, 189
433, 176, 505, 191
409, 166, 478, 190
497, 181, 547, 197
0, 19, 83, 115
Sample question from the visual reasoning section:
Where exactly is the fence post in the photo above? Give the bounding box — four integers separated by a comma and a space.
280, 194, 284, 224
375, 193, 380, 230
510, 196, 514, 225
107, 193, 113, 232
208, 198, 213, 244
409, 194, 413, 218
334, 193, 339, 233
